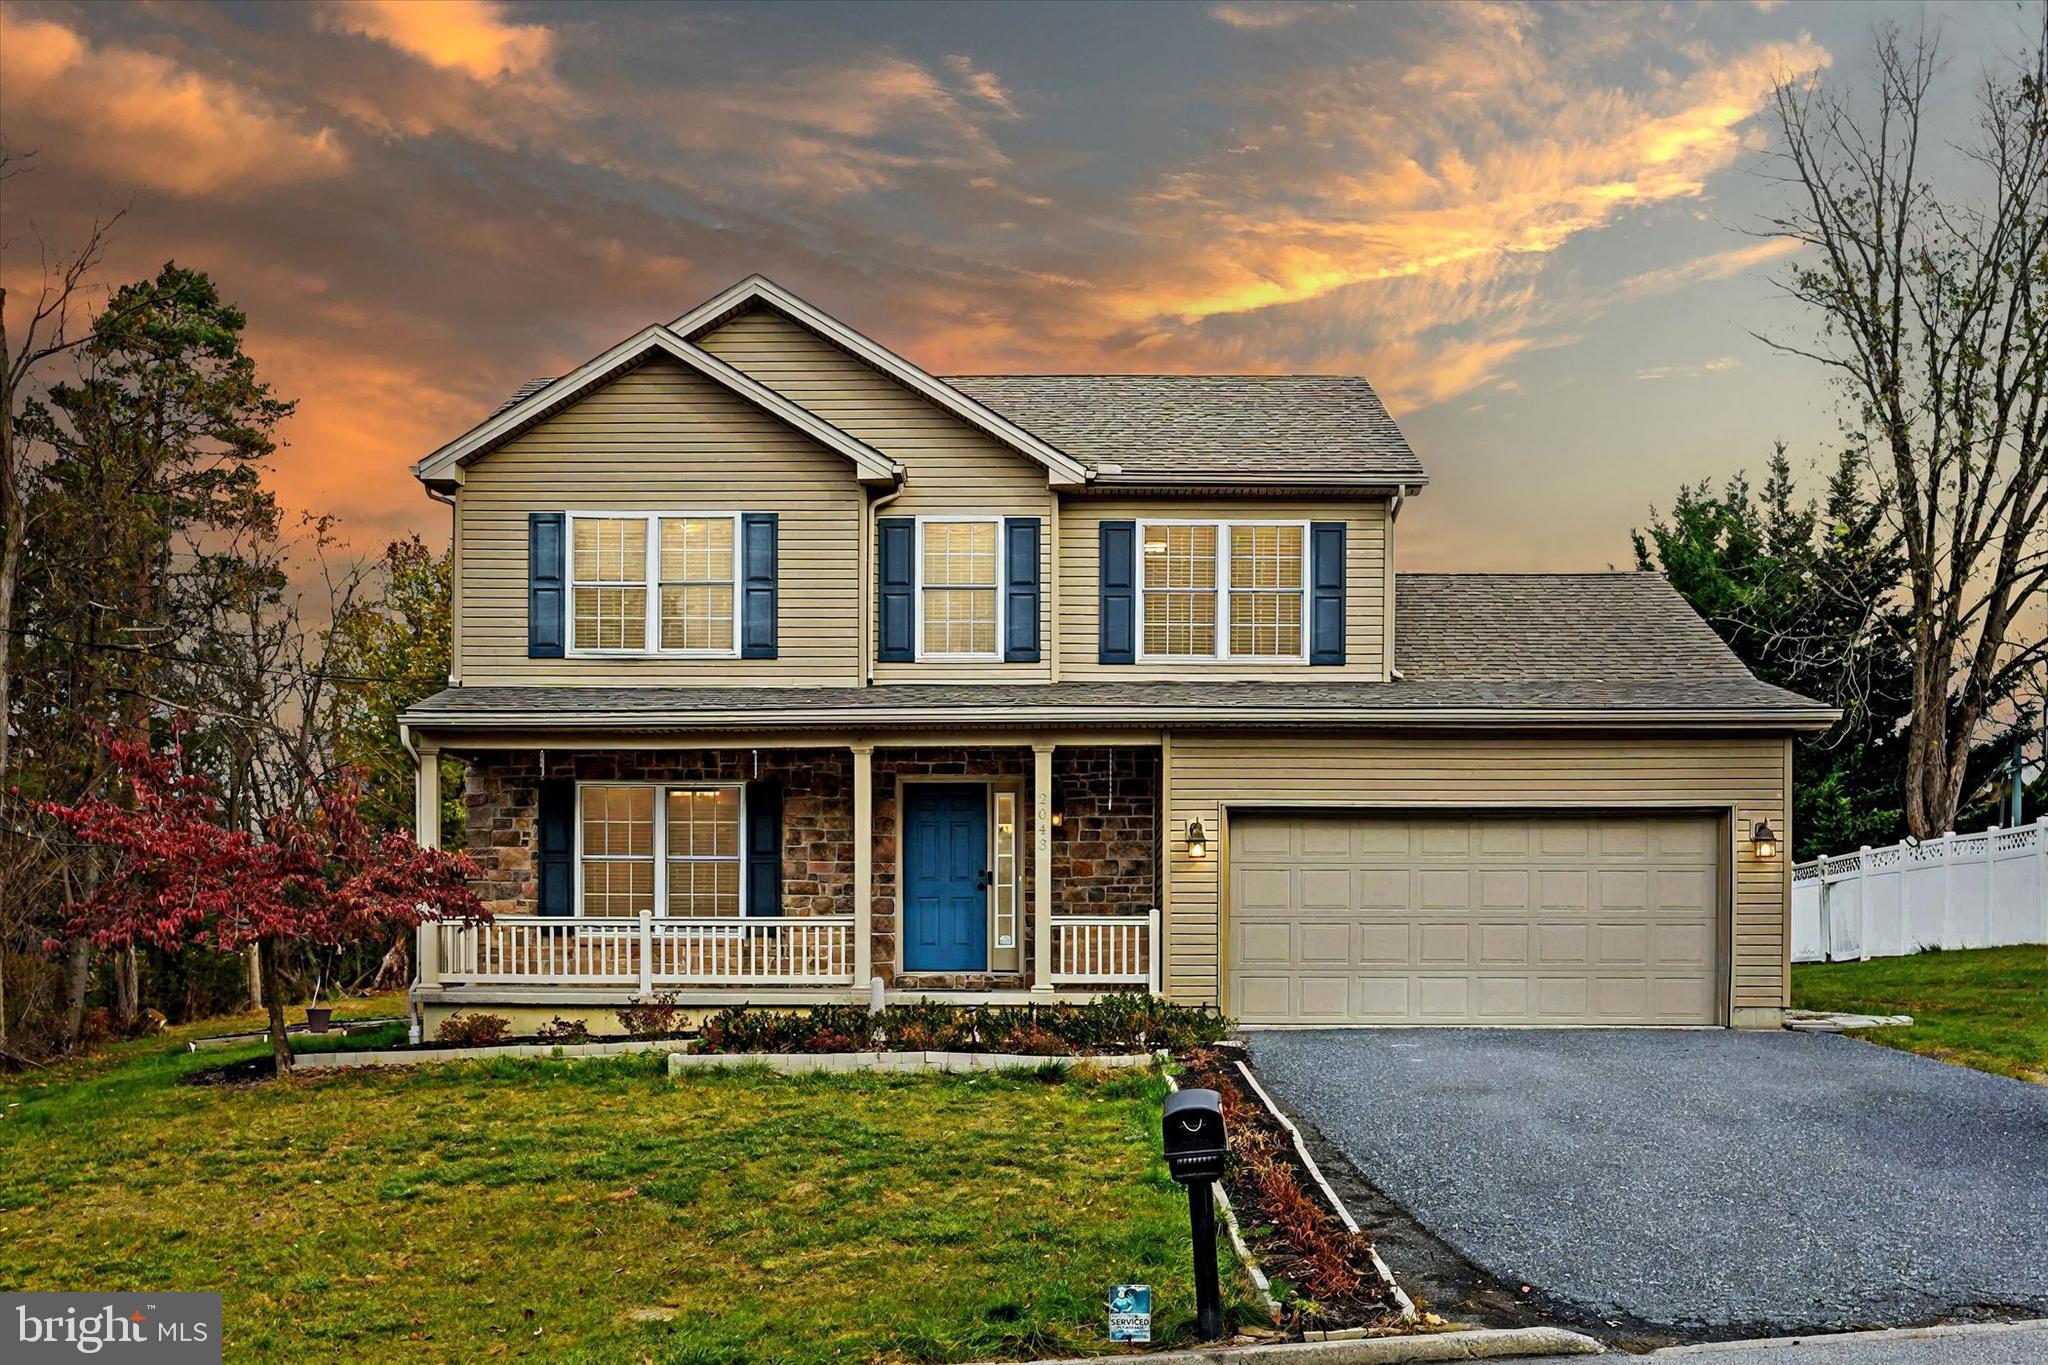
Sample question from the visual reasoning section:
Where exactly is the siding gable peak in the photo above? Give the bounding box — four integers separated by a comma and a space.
671, 275, 1093, 489
413, 323, 902, 490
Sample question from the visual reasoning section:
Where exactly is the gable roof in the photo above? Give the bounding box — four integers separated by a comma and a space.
1394, 572, 1827, 716
413, 324, 901, 489
671, 275, 1094, 487
943, 375, 1426, 487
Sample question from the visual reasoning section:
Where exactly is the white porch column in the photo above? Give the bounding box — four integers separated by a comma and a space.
1032, 742, 1055, 994
414, 743, 442, 988
852, 743, 875, 989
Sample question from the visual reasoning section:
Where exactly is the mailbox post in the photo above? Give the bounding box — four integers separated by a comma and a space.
1161, 1088, 1228, 1341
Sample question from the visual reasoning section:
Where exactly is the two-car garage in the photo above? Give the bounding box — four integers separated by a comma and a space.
1224, 810, 1727, 1026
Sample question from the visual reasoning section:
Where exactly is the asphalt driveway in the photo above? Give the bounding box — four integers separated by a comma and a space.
1248, 1029, 2048, 1334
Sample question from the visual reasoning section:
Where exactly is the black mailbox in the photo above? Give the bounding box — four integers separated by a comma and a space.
1162, 1088, 1228, 1183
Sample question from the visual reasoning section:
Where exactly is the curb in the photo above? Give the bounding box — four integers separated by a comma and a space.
1648, 1317, 2048, 1355
1012, 1326, 1603, 1364
668, 1049, 1158, 1076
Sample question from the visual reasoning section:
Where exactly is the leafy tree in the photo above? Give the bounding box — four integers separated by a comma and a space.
39, 730, 485, 1072
325, 535, 463, 841
1635, 446, 1914, 857
12, 263, 291, 1037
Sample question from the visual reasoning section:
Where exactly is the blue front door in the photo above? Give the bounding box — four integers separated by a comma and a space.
903, 784, 989, 972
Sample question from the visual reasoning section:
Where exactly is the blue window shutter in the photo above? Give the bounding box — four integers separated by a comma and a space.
877, 516, 915, 662
740, 513, 778, 659
744, 780, 782, 917
537, 779, 574, 916
1099, 520, 1137, 664
1003, 517, 1042, 662
1310, 521, 1346, 665
528, 512, 565, 658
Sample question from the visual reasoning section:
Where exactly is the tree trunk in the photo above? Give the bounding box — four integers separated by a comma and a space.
246, 945, 264, 1011
61, 939, 90, 1046
0, 496, 21, 783
113, 945, 138, 1030
259, 937, 291, 1074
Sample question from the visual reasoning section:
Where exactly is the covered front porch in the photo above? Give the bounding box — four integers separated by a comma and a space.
409, 734, 1166, 1019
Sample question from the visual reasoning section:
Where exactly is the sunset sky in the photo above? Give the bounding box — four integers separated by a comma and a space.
2, 0, 2039, 574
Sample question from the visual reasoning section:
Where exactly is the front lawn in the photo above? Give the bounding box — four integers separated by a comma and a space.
0, 1024, 1246, 1362
1791, 945, 2048, 1082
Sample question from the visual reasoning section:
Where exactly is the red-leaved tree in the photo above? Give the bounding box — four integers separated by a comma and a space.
39, 733, 487, 1071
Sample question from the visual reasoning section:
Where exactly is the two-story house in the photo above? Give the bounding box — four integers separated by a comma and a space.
400, 275, 1835, 1040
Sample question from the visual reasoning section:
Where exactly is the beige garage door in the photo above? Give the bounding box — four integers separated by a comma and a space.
1228, 811, 1723, 1025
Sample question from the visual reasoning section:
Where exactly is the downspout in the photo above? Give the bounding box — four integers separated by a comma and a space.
1385, 485, 1406, 681
863, 480, 907, 686
427, 485, 460, 686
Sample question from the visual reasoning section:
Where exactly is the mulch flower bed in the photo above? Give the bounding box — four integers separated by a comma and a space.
1180, 1047, 1406, 1334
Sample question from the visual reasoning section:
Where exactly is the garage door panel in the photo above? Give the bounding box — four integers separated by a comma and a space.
1477, 922, 1530, 963
1479, 869, 1530, 909
1229, 811, 1722, 1025
1358, 923, 1410, 964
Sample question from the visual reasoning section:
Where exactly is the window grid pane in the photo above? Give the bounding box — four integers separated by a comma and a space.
921, 522, 998, 655
665, 788, 742, 918
1230, 525, 1303, 589
579, 785, 654, 917
1142, 525, 1219, 657
1228, 591, 1303, 658
656, 517, 735, 653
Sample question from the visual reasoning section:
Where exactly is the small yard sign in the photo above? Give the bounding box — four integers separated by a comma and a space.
1107, 1284, 1151, 1343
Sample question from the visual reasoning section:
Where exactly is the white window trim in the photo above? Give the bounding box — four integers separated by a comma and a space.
572, 781, 749, 918
563, 511, 742, 659
1134, 518, 1311, 665
912, 515, 1006, 663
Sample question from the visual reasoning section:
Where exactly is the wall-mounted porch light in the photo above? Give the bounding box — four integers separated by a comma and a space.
1186, 819, 1209, 859
1751, 820, 1779, 860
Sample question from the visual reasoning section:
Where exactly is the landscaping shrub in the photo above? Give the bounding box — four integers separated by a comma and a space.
615, 992, 685, 1039
437, 1013, 510, 1046
535, 1015, 591, 1044
694, 994, 1229, 1055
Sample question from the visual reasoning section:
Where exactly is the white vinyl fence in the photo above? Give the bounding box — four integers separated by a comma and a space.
1791, 818, 2047, 962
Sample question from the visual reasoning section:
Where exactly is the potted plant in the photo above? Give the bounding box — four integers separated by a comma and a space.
304, 963, 332, 1034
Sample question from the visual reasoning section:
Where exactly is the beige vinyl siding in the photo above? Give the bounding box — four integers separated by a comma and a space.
455, 358, 863, 686
697, 307, 1054, 683
1059, 498, 1389, 681
1161, 731, 1792, 1016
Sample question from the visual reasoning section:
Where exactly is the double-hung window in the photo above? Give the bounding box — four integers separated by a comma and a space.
577, 783, 743, 917
568, 513, 738, 656
916, 518, 1001, 660
1139, 520, 1306, 662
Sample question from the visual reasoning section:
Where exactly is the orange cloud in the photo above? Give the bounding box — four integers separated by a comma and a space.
0, 15, 347, 196
316, 0, 552, 81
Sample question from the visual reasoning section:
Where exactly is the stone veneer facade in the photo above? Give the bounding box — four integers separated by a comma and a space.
456, 745, 1158, 989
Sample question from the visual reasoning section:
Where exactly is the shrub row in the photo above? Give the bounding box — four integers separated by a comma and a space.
696, 993, 1230, 1056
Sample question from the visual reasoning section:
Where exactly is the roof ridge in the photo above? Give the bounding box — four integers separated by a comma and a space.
942, 372, 1373, 380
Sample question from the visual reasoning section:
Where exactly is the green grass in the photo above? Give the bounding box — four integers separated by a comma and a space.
1792, 945, 2048, 1082
0, 1020, 1249, 1363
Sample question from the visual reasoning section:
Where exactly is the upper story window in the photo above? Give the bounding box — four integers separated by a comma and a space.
1139, 520, 1305, 662
917, 517, 1001, 660
568, 513, 738, 656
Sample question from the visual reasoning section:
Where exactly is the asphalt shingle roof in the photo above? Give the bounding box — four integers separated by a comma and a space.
403, 573, 1830, 731
940, 374, 1426, 484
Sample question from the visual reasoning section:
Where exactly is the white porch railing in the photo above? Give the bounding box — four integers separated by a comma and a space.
1048, 909, 1159, 990
436, 913, 858, 989
1791, 818, 2047, 962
